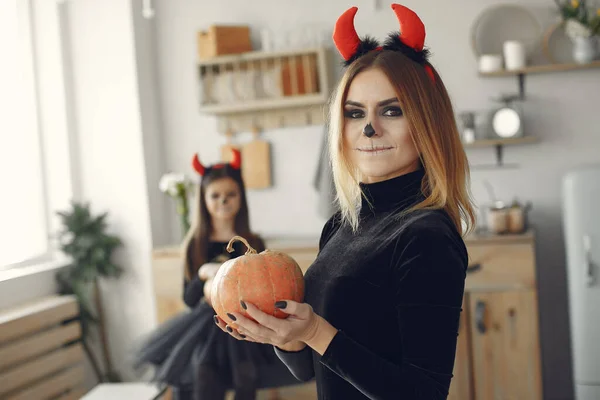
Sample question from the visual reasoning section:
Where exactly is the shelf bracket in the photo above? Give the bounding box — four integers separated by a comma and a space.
518, 73, 526, 101
495, 144, 504, 167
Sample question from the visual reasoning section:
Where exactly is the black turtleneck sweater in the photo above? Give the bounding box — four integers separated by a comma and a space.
275, 169, 468, 399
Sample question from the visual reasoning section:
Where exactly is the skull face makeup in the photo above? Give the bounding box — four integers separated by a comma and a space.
363, 123, 376, 138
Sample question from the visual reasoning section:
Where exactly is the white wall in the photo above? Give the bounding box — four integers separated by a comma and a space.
65, 0, 164, 381
153, 0, 600, 398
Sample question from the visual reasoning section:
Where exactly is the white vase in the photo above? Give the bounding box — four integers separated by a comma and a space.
572, 36, 598, 64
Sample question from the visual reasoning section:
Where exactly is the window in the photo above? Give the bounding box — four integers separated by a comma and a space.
0, 0, 74, 270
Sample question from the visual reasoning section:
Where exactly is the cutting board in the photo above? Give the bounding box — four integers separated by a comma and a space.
220, 131, 239, 163
241, 128, 271, 189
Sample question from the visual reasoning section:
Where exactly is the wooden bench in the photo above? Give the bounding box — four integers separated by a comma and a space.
0, 295, 86, 399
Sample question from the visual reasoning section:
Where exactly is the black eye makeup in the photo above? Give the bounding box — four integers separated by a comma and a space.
382, 106, 403, 117
344, 109, 365, 119
343, 105, 404, 119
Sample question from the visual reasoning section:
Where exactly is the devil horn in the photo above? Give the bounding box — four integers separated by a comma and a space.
192, 153, 205, 176
391, 4, 426, 52
230, 148, 241, 170
332, 7, 361, 61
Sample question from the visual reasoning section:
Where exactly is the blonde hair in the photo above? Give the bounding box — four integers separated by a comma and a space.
328, 50, 476, 236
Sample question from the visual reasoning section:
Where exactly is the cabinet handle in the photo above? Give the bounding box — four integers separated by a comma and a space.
475, 300, 486, 334
508, 307, 517, 342
467, 263, 482, 274
583, 235, 595, 287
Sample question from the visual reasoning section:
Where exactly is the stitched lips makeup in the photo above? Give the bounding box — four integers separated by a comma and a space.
355, 145, 395, 155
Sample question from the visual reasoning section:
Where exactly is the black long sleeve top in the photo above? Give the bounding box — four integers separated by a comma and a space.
276, 169, 468, 399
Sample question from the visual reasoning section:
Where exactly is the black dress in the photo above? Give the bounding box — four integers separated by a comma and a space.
276, 169, 468, 399
133, 240, 299, 395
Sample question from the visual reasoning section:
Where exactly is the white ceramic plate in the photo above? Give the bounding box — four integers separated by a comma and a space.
543, 22, 575, 64
471, 4, 543, 58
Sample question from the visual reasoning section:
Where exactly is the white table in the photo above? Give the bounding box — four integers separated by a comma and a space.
80, 383, 164, 400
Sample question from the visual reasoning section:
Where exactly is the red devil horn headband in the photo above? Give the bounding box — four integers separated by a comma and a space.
230, 148, 241, 170
192, 148, 241, 177
332, 7, 361, 61
332, 3, 434, 81
192, 153, 205, 176
391, 3, 425, 51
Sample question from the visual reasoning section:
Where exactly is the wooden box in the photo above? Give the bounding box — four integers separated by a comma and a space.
197, 25, 252, 60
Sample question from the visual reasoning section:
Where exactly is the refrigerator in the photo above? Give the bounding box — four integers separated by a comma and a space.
562, 165, 600, 400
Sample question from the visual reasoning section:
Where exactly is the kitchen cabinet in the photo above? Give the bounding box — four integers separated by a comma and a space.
151, 231, 542, 399
449, 231, 542, 400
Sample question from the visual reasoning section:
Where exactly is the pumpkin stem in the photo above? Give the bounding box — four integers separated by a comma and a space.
227, 235, 258, 255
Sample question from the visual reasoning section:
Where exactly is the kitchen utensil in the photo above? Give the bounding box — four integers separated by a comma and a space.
458, 112, 476, 144
220, 129, 239, 162
487, 201, 509, 234
507, 199, 532, 234
241, 126, 272, 189
478, 54, 503, 73
543, 22, 577, 64
503, 40, 526, 70
471, 4, 542, 59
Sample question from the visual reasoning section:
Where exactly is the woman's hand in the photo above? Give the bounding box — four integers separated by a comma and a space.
214, 300, 339, 355
198, 263, 221, 281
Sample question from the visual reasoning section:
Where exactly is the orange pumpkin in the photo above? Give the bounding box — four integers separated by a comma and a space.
211, 236, 305, 328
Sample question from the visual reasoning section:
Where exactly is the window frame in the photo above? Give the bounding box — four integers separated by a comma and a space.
1, 0, 77, 272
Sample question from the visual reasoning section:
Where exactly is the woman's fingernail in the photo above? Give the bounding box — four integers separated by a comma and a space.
275, 301, 287, 309
240, 334, 246, 338
240, 300, 247, 310
213, 316, 219, 325
227, 313, 236, 321
226, 326, 233, 333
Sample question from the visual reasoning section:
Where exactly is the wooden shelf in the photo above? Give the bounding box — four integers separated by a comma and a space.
198, 47, 327, 66
466, 136, 539, 169
479, 60, 600, 77
200, 93, 327, 115
463, 136, 539, 148
197, 47, 331, 132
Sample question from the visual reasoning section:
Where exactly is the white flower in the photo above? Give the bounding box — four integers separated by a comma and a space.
565, 19, 592, 38
171, 173, 186, 184
159, 173, 188, 196
159, 174, 172, 193
167, 184, 180, 197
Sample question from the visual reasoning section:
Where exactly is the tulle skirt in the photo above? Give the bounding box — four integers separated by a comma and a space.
132, 300, 300, 390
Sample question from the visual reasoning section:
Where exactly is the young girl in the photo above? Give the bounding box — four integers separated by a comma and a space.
134, 149, 297, 400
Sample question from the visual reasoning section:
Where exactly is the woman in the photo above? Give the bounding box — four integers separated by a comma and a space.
216, 4, 476, 399
133, 149, 296, 400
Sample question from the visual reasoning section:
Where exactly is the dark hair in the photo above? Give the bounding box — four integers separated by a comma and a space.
183, 165, 263, 281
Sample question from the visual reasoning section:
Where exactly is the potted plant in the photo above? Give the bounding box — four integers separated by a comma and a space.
54, 201, 124, 383
554, 0, 600, 63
